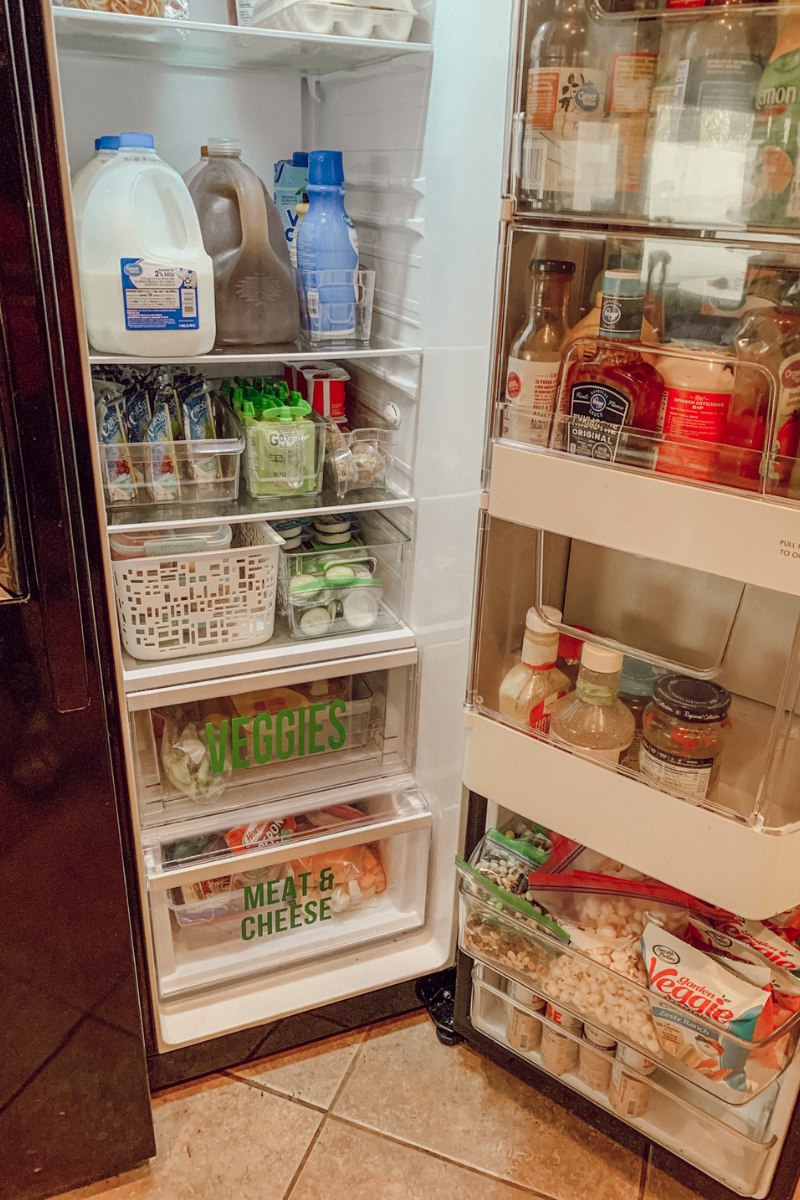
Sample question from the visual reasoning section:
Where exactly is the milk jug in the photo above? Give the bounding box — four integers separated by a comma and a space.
189, 137, 299, 345
71, 135, 118, 245
79, 131, 215, 356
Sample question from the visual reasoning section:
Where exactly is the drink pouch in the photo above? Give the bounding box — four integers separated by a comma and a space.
124, 385, 151, 444
182, 384, 222, 488
98, 396, 136, 505
147, 402, 181, 502
642, 922, 770, 1096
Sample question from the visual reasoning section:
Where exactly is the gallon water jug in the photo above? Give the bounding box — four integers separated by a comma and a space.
189, 137, 300, 346
72, 135, 119, 245
79, 132, 215, 357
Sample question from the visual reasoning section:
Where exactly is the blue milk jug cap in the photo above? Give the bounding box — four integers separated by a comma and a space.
119, 132, 155, 149
292, 151, 309, 167
308, 150, 344, 186
96, 135, 120, 151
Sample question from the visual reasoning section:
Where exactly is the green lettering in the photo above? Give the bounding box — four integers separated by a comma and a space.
231, 715, 250, 770
244, 884, 264, 911
298, 871, 311, 897
297, 705, 306, 757
252, 711, 272, 764
267, 879, 280, 905
282, 877, 297, 902
205, 719, 229, 773
241, 916, 255, 940
327, 699, 347, 749
290, 905, 303, 928
319, 867, 335, 893
257, 911, 273, 937
274, 907, 287, 932
320, 897, 332, 921
275, 708, 295, 760
304, 900, 318, 924
309, 703, 326, 754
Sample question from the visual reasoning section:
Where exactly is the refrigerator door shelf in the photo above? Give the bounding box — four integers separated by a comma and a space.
470, 965, 787, 1198
464, 712, 800, 919
458, 879, 800, 1107
132, 658, 416, 827
144, 785, 432, 997
490, 441, 800, 602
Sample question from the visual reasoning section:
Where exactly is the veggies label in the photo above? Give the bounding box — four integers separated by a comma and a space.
205, 699, 347, 772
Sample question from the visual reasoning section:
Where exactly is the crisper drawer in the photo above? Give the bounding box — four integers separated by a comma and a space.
469, 965, 780, 1199
143, 781, 432, 998
131, 656, 415, 827
457, 879, 800, 1108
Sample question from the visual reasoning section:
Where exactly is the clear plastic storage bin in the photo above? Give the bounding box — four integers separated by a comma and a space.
243, 411, 325, 498
111, 521, 282, 661
279, 510, 409, 640
325, 427, 393, 498
100, 396, 243, 509
143, 781, 431, 997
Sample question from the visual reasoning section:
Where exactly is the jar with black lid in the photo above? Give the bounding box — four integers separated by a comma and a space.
639, 675, 732, 801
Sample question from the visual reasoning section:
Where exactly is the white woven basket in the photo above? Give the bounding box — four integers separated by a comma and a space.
112, 522, 283, 661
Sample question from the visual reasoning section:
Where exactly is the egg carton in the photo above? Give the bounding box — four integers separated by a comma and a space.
250, 0, 417, 41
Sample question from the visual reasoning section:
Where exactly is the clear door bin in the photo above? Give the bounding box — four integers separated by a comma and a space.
243, 411, 325, 499
143, 782, 431, 997
325, 427, 393, 498
111, 521, 282, 661
279, 510, 409, 639
469, 964, 783, 1197
458, 865, 800, 1107
131, 661, 416, 826
99, 397, 244, 509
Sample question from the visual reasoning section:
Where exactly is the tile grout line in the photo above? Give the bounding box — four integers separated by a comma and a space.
220, 1070, 329, 1116
325, 1112, 557, 1199
638, 1144, 652, 1200
281, 1113, 329, 1200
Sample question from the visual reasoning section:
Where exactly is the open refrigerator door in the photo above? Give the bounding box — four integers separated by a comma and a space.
456, 0, 800, 1195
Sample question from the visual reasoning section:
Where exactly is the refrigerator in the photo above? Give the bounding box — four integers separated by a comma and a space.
10, 0, 800, 1194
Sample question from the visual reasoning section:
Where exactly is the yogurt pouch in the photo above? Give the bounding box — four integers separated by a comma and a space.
642, 923, 769, 1096
98, 396, 135, 505
147, 402, 181, 502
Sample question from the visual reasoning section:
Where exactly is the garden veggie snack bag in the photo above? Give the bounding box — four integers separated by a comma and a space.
642, 923, 769, 1097
713, 915, 800, 980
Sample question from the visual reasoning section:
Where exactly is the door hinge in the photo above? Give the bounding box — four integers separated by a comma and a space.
479, 490, 489, 511
500, 195, 516, 223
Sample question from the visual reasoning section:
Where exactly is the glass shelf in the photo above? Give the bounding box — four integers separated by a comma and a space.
52, 8, 431, 75
88, 334, 422, 367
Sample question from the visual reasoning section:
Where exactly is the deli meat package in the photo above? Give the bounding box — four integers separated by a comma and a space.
641, 923, 800, 1100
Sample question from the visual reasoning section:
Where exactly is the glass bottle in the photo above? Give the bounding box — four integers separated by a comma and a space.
603, 0, 660, 215
560, 259, 664, 468
498, 606, 570, 732
504, 260, 575, 446
765, 286, 800, 497
639, 674, 732, 800
618, 655, 658, 770
678, 0, 764, 148
522, 0, 605, 212
550, 644, 636, 764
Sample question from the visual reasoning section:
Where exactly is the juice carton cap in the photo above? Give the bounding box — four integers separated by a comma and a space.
308, 150, 344, 186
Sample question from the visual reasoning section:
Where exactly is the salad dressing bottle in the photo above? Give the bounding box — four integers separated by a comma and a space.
498, 606, 570, 732
549, 644, 635, 763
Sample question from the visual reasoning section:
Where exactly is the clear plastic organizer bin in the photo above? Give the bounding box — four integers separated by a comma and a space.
469, 963, 782, 1197
100, 397, 244, 510
279, 510, 409, 640
325, 427, 393, 499
457, 869, 800, 1107
492, 225, 800, 507
111, 521, 282, 662
142, 780, 431, 998
251, 0, 417, 41
131, 661, 415, 827
243, 411, 325, 499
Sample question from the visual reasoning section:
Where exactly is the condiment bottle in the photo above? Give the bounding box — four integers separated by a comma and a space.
504, 260, 575, 446
560, 260, 664, 469
506, 983, 545, 1053
618, 656, 657, 770
556, 630, 587, 688
639, 674, 732, 800
654, 350, 735, 483
498, 606, 570, 732
550, 644, 636, 764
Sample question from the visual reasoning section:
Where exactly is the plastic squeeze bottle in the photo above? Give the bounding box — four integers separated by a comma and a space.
498, 606, 570, 732
78, 132, 215, 357
71, 135, 119, 244
190, 138, 299, 346
296, 150, 359, 341
549, 643, 635, 764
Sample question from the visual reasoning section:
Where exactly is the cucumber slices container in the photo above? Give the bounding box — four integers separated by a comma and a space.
278, 509, 411, 640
